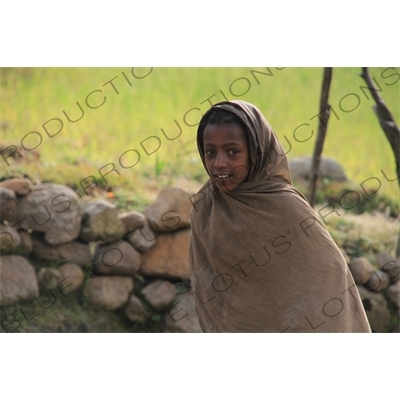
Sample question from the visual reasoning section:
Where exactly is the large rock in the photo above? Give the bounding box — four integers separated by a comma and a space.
289, 156, 348, 182
0, 187, 17, 222
12, 183, 83, 245
59, 263, 85, 294
366, 270, 390, 292
163, 290, 203, 333
349, 257, 375, 285
141, 280, 177, 311
386, 280, 400, 308
0, 255, 39, 306
357, 285, 391, 333
124, 295, 149, 323
0, 178, 33, 196
0, 224, 21, 253
79, 199, 126, 243
139, 229, 190, 280
94, 240, 141, 276
84, 276, 133, 311
145, 187, 192, 232
376, 251, 392, 269
126, 219, 158, 252
118, 211, 145, 233
31, 233, 91, 265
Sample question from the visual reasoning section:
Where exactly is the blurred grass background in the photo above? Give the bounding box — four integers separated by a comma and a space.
0, 67, 399, 205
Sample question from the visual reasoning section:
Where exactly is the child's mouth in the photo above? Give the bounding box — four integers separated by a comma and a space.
214, 174, 233, 180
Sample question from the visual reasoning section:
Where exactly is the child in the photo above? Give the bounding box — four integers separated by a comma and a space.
189, 100, 371, 333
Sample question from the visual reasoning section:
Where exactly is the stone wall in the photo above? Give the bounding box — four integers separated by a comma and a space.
0, 180, 200, 333
349, 254, 400, 332
1, 178, 399, 332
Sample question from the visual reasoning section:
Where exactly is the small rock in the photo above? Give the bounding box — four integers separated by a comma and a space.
163, 290, 203, 333
125, 295, 149, 323
31, 234, 91, 265
18, 231, 33, 256
349, 257, 374, 285
37, 267, 63, 290
0, 187, 17, 222
0, 178, 33, 196
366, 270, 391, 291
94, 240, 141, 276
79, 199, 126, 243
139, 229, 190, 280
141, 280, 177, 311
59, 263, 85, 293
145, 187, 192, 232
0, 224, 21, 253
126, 219, 158, 252
13, 183, 83, 245
357, 285, 391, 333
118, 211, 146, 233
0, 255, 39, 306
379, 255, 400, 284
84, 276, 133, 311
386, 280, 400, 308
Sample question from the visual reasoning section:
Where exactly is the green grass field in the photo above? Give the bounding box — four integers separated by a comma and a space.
1, 67, 399, 206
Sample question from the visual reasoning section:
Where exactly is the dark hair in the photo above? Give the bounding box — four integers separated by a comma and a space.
198, 109, 248, 143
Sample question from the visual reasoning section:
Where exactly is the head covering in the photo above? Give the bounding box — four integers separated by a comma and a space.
189, 100, 370, 332
197, 100, 291, 185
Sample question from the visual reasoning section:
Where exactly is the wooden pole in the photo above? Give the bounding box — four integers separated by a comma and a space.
308, 67, 333, 207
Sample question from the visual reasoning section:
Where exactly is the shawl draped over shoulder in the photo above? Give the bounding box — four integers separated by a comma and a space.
189, 100, 371, 333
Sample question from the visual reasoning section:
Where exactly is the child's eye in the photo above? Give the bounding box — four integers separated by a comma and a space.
228, 149, 239, 155
205, 149, 215, 156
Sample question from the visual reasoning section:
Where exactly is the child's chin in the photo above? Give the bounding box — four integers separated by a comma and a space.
216, 182, 237, 193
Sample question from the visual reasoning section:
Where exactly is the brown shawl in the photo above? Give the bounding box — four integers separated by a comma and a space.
189, 100, 371, 333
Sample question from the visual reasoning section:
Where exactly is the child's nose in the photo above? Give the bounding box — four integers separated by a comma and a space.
214, 153, 227, 169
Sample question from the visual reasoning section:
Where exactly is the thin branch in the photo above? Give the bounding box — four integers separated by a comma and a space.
360, 67, 400, 257
360, 67, 400, 183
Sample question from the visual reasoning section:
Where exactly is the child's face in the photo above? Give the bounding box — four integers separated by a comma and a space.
203, 123, 250, 192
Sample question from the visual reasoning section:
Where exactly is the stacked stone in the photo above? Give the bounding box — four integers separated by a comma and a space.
3, 177, 398, 333
0, 180, 201, 333
349, 252, 400, 333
